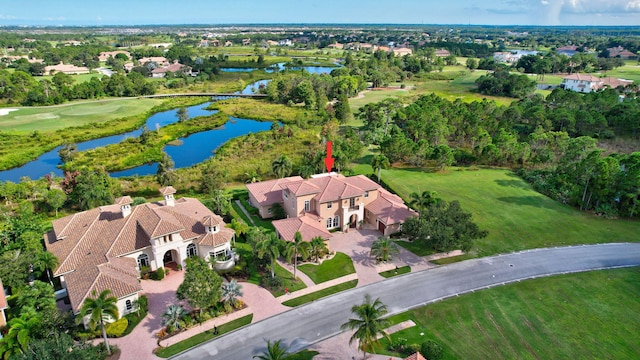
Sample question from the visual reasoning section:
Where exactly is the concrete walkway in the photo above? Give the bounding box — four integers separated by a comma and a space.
235, 200, 256, 226
277, 273, 358, 303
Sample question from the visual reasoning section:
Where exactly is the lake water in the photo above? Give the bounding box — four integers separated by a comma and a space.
0, 81, 274, 182
221, 63, 337, 75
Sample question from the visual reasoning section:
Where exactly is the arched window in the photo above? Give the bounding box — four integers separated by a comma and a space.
333, 216, 340, 228
137, 253, 149, 268
187, 243, 198, 258
326, 218, 332, 229
125, 300, 132, 311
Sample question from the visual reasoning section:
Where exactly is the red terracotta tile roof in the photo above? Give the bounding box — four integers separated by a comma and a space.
308, 174, 365, 203
151, 63, 191, 74
404, 352, 426, 360
159, 186, 176, 195
45, 196, 232, 313
0, 278, 7, 310
246, 176, 304, 206
114, 196, 133, 205
563, 73, 602, 82
281, 180, 321, 196
367, 189, 418, 225
273, 214, 333, 241
196, 227, 235, 247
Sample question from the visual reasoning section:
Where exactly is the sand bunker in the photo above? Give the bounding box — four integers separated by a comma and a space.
0, 108, 18, 116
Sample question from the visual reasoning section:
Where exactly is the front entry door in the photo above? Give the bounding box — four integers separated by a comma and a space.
163, 251, 173, 264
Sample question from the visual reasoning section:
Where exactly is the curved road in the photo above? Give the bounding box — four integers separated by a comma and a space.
172, 243, 640, 360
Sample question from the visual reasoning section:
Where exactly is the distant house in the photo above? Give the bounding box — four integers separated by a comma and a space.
199, 40, 209, 48
22, 38, 36, 43
64, 40, 83, 46
494, 49, 538, 63
606, 46, 638, 59
561, 73, 633, 93
266, 40, 279, 47
327, 42, 344, 50
242, 38, 251, 46
150, 62, 192, 78
138, 56, 170, 68
247, 173, 417, 240
98, 50, 131, 62
224, 40, 233, 47
0, 278, 7, 328
279, 39, 293, 47
210, 39, 220, 47
1, 55, 43, 64
44, 62, 90, 75
435, 49, 451, 57
148, 43, 172, 48
393, 47, 413, 57
44, 187, 235, 318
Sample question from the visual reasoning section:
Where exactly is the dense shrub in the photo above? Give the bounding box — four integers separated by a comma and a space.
105, 318, 129, 337
421, 340, 444, 360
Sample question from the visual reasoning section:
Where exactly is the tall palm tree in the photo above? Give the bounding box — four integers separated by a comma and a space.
34, 251, 58, 285
77, 289, 119, 355
340, 294, 390, 360
255, 233, 284, 278
162, 304, 187, 332
310, 236, 329, 262
0, 312, 42, 359
271, 155, 292, 179
370, 236, 400, 263
409, 190, 439, 211
221, 279, 244, 309
227, 218, 250, 242
252, 339, 294, 360
371, 153, 390, 183
284, 231, 311, 279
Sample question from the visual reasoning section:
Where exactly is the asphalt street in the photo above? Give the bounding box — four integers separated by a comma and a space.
172, 243, 640, 360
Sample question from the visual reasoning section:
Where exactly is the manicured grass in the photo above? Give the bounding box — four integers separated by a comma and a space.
298, 252, 356, 284
600, 63, 640, 82
378, 268, 640, 360
272, 262, 307, 297
0, 98, 163, 132
379, 266, 410, 278
394, 240, 436, 257
155, 314, 253, 358
282, 280, 358, 307
382, 167, 640, 258
39, 72, 103, 85
430, 253, 475, 265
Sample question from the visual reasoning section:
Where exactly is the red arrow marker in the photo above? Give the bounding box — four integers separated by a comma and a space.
324, 141, 334, 173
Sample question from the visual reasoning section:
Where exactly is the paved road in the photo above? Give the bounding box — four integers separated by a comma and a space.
172, 243, 640, 360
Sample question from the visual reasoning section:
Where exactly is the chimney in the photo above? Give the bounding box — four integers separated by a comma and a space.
114, 196, 133, 217
159, 186, 176, 207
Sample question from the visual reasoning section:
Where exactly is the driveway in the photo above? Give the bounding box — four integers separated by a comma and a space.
171, 243, 640, 360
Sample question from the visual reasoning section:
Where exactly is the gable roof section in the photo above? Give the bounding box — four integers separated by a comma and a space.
281, 180, 321, 196
197, 227, 235, 247
273, 214, 333, 241
563, 73, 602, 82
404, 352, 427, 360
246, 176, 304, 207
309, 175, 367, 203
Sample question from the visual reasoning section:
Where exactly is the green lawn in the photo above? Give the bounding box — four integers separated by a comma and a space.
378, 268, 640, 360
379, 266, 411, 278
394, 240, 436, 257
281, 280, 358, 307
272, 262, 307, 297
382, 167, 640, 257
39, 72, 103, 84
298, 252, 356, 284
600, 62, 640, 82
0, 98, 163, 132
155, 314, 253, 358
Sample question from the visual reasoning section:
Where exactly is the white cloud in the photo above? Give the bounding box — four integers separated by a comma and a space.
0, 14, 16, 19
563, 0, 640, 13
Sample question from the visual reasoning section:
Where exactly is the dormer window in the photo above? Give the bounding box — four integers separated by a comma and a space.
207, 225, 219, 234
364, 191, 369, 198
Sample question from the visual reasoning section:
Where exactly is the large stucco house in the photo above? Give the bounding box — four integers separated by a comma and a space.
246, 173, 417, 241
44, 186, 235, 318
561, 74, 633, 93
0, 278, 7, 328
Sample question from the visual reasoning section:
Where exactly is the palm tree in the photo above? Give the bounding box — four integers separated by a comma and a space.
77, 289, 119, 355
370, 236, 400, 263
34, 251, 58, 285
162, 304, 187, 332
253, 339, 293, 360
371, 153, 390, 183
340, 294, 390, 360
227, 218, 250, 242
409, 190, 440, 211
221, 279, 244, 309
0, 312, 42, 358
284, 231, 311, 279
255, 233, 284, 278
271, 155, 292, 179
310, 236, 329, 262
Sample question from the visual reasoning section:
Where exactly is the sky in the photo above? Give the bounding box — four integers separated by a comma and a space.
1, 0, 639, 26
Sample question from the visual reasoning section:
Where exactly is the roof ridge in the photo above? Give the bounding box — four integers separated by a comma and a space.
106, 205, 141, 257
55, 209, 102, 275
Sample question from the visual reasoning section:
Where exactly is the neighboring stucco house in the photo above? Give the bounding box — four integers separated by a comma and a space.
0, 278, 7, 328
561, 74, 633, 93
44, 186, 235, 319
247, 173, 417, 241
44, 62, 90, 75
151, 62, 192, 78
98, 50, 131, 62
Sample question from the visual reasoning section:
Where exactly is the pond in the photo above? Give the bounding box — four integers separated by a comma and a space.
110, 117, 273, 178
0, 80, 275, 182
221, 62, 338, 75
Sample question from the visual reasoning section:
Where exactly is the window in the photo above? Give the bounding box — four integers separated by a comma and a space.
333, 216, 340, 228
137, 253, 149, 268
187, 243, 197, 258
364, 191, 369, 198
126, 300, 133, 311
349, 198, 355, 208
304, 200, 310, 212
326, 218, 333, 229
283, 191, 288, 199
327, 202, 332, 209
267, 207, 272, 214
